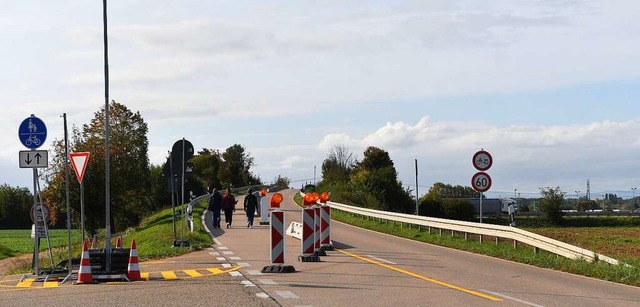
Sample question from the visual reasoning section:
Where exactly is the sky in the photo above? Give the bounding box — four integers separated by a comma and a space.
2, 1, 640, 200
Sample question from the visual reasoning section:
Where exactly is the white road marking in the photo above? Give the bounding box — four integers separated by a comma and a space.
223, 251, 234, 255
482, 290, 544, 307
218, 246, 229, 250
247, 270, 263, 275
275, 291, 299, 299
229, 256, 242, 260
241, 280, 256, 287
229, 271, 243, 277
258, 279, 278, 285
236, 262, 251, 267
216, 257, 226, 261
207, 248, 215, 252
222, 263, 232, 268
256, 292, 270, 299
366, 255, 397, 265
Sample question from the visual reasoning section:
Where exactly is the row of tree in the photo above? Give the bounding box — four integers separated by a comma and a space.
34, 101, 261, 234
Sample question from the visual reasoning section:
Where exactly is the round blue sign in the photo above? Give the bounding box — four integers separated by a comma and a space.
18, 115, 47, 149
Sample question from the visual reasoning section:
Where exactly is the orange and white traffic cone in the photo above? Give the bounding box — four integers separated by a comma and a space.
127, 239, 141, 280
74, 240, 94, 284
115, 236, 122, 249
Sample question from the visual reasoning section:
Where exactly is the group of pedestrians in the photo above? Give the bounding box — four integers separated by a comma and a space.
207, 186, 259, 229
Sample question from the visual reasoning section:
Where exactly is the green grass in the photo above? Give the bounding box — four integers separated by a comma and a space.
292, 194, 640, 287
0, 229, 83, 259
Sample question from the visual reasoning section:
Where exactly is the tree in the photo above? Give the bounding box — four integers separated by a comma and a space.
321, 144, 356, 184
218, 144, 261, 188
539, 186, 565, 225
272, 175, 291, 189
190, 148, 223, 194
350, 146, 414, 213
424, 182, 478, 200
41, 101, 151, 235
0, 184, 32, 229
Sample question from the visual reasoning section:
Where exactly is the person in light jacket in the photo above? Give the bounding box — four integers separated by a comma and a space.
221, 188, 237, 228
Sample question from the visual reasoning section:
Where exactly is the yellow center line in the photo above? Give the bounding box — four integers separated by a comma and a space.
336, 248, 501, 302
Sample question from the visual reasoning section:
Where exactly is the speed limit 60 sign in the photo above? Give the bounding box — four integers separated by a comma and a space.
472, 172, 492, 193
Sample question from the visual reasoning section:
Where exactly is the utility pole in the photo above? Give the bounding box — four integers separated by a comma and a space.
632, 187, 637, 209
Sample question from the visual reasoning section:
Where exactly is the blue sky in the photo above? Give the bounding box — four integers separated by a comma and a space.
2, 1, 640, 200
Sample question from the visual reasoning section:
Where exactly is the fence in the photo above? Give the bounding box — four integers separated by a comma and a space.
327, 201, 621, 266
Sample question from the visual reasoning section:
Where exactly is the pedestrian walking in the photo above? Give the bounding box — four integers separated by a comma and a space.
222, 187, 237, 228
244, 188, 258, 228
208, 186, 222, 228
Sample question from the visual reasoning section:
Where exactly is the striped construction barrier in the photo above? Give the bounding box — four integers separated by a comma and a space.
299, 207, 319, 262
261, 208, 295, 273
270, 210, 285, 264
314, 205, 325, 256
320, 204, 333, 250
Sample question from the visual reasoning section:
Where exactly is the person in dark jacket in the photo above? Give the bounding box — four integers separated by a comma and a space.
208, 187, 222, 229
221, 188, 237, 228
244, 189, 258, 228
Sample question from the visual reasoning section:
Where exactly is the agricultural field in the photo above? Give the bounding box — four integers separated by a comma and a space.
526, 227, 640, 261
0, 229, 83, 260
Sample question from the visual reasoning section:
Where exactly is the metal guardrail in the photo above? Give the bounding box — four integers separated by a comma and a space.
327, 201, 621, 266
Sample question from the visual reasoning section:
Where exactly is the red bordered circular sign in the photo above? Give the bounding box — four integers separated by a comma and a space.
472, 150, 493, 171
471, 172, 492, 193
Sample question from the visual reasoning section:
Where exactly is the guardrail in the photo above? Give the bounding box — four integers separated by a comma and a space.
327, 201, 621, 266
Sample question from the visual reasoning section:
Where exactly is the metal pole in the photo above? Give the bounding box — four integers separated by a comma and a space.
181, 138, 185, 246
103, 0, 112, 272
480, 192, 483, 223
169, 152, 176, 239
32, 168, 39, 275
63, 113, 73, 279
81, 183, 85, 240
414, 159, 419, 215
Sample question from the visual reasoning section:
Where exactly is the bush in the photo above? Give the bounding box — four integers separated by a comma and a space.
442, 198, 476, 221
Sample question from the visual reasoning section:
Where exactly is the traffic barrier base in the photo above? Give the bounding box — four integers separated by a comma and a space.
298, 254, 321, 262
261, 264, 296, 273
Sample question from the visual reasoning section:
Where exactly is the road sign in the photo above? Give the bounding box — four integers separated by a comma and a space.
471, 172, 492, 193
30, 203, 51, 224
18, 115, 47, 149
70, 152, 91, 183
19, 150, 48, 168
473, 150, 493, 171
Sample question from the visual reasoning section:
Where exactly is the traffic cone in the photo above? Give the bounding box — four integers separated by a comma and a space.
127, 239, 141, 280
115, 236, 122, 249
74, 240, 94, 284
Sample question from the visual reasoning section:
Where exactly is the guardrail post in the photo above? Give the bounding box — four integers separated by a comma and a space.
464, 233, 468, 241
495, 237, 499, 245
439, 229, 442, 236
513, 240, 518, 249
479, 235, 483, 244
533, 246, 539, 254
428, 227, 431, 234
451, 230, 454, 237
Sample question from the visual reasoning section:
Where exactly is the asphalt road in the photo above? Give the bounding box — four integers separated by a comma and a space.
2, 189, 639, 306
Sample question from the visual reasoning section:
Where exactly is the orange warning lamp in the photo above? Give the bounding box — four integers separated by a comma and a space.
303, 193, 315, 206
319, 192, 330, 203
311, 192, 320, 204
260, 188, 267, 197
270, 193, 283, 208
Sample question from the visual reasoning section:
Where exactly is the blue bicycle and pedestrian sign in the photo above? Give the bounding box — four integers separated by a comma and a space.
18, 115, 47, 149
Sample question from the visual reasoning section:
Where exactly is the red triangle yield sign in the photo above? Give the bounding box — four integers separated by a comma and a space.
69, 152, 91, 183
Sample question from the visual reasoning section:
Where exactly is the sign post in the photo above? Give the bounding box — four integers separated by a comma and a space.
18, 114, 48, 279
472, 150, 493, 224
70, 152, 91, 240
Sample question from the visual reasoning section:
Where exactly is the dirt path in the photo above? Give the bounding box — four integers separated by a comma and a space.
0, 254, 32, 276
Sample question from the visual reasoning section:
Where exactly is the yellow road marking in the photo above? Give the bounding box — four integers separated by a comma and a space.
141, 272, 149, 281
336, 249, 501, 302
161, 271, 178, 280
183, 270, 203, 277
16, 278, 34, 288
206, 268, 224, 274
43, 281, 58, 288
